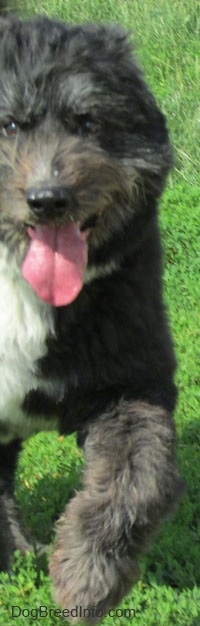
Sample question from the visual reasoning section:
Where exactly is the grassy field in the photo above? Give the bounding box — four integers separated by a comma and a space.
0, 0, 200, 624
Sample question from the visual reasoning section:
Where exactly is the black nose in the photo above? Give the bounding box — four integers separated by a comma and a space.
27, 187, 70, 217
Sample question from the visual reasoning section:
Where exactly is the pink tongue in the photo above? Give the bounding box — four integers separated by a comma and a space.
22, 224, 88, 306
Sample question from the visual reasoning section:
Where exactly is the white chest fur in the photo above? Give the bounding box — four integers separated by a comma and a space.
0, 245, 58, 443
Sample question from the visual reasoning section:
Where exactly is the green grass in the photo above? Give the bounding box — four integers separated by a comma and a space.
1, 0, 200, 624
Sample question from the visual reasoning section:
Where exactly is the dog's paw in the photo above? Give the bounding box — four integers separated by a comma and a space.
49, 493, 139, 624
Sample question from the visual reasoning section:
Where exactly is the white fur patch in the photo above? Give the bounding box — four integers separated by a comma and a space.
0, 244, 58, 444
85, 260, 118, 283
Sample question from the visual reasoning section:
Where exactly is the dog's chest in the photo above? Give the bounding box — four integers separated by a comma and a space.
0, 252, 57, 443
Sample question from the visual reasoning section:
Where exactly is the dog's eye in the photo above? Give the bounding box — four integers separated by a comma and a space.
77, 115, 100, 136
0, 121, 18, 138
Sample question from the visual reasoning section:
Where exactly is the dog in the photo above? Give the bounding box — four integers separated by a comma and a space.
0, 3, 184, 623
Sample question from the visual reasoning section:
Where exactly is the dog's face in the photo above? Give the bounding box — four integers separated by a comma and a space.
0, 16, 172, 305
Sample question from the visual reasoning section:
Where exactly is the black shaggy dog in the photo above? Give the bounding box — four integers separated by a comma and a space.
0, 3, 184, 622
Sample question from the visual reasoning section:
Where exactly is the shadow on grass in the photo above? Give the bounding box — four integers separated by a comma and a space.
17, 469, 83, 544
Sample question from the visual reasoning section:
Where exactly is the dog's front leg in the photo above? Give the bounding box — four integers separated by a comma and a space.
50, 400, 183, 623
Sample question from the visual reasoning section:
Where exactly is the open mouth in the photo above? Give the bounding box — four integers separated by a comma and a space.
23, 211, 98, 236
22, 220, 91, 307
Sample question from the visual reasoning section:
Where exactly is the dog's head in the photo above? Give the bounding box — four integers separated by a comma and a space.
0, 15, 172, 305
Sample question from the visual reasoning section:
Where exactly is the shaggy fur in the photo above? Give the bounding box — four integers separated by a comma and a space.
0, 3, 184, 622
